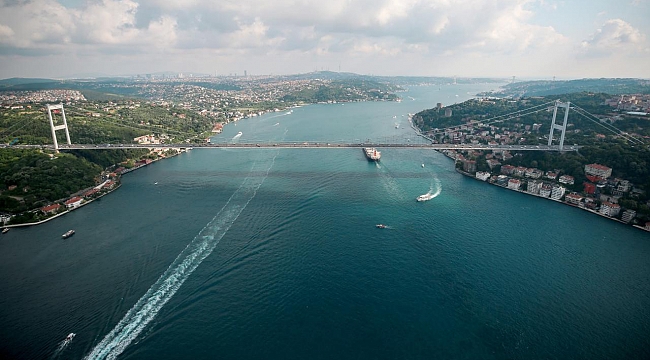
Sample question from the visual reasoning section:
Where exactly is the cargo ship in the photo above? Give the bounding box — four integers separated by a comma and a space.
363, 147, 381, 161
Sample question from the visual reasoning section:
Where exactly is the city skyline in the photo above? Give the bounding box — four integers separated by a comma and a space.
0, 0, 649, 79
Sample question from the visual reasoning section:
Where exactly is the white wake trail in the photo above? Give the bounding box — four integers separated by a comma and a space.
85, 151, 279, 360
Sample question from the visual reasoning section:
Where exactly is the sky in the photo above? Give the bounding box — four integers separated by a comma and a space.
0, 0, 649, 79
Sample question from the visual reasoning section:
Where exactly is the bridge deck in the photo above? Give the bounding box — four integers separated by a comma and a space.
2, 142, 580, 151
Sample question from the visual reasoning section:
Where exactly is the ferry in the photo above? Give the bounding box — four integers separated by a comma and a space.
363, 147, 381, 161
62, 230, 75, 239
416, 193, 435, 202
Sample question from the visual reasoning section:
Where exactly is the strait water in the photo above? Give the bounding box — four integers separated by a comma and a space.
1, 84, 649, 360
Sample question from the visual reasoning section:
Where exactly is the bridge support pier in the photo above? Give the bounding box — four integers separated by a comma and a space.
46, 103, 71, 152
548, 100, 570, 151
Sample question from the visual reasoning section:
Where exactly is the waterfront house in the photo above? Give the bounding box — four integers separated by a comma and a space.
64, 196, 83, 209
40, 204, 62, 215
539, 184, 552, 198
621, 210, 636, 223
565, 193, 583, 206
599, 202, 621, 217
507, 179, 521, 190
550, 185, 566, 200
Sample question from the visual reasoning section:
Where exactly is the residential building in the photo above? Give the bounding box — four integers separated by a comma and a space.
463, 160, 477, 173
64, 196, 83, 209
585, 163, 612, 179
539, 183, 552, 198
501, 165, 515, 175
584, 182, 596, 195
621, 210, 636, 223
513, 166, 527, 177
508, 179, 521, 190
40, 204, 62, 215
475, 171, 490, 181
525, 168, 543, 179
527, 180, 542, 195
558, 175, 575, 185
565, 193, 583, 205
545, 171, 558, 180
550, 185, 566, 200
599, 202, 621, 217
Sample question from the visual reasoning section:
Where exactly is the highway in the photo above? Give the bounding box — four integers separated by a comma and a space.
1, 142, 580, 152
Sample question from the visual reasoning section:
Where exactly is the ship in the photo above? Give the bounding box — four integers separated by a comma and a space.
363, 147, 381, 161
416, 193, 435, 202
376, 224, 387, 229
62, 230, 75, 239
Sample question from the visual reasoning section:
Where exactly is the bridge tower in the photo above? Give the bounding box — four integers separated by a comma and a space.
46, 103, 71, 151
548, 100, 570, 151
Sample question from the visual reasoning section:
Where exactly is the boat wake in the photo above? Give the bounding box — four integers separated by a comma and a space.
51, 335, 75, 359
231, 132, 243, 142
426, 177, 443, 199
374, 162, 408, 201
84, 151, 279, 360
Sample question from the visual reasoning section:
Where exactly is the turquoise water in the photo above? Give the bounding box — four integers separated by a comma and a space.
1, 84, 649, 359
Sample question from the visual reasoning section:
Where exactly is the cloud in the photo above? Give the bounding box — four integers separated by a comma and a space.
581, 19, 648, 57
0, 0, 178, 55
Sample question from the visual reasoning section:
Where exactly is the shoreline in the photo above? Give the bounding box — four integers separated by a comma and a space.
2, 149, 186, 228
454, 166, 650, 233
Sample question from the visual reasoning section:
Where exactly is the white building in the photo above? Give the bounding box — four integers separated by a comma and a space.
475, 171, 491, 181
507, 179, 521, 190
621, 209, 636, 223
527, 180, 542, 195
599, 202, 621, 217
585, 163, 612, 179
550, 185, 566, 200
559, 175, 575, 185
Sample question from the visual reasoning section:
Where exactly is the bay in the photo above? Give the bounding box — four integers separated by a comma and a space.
0, 83, 649, 360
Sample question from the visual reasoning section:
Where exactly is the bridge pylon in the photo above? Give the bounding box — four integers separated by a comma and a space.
46, 103, 71, 151
548, 100, 570, 151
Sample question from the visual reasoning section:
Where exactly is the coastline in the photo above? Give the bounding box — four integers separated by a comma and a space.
2, 149, 186, 228
453, 166, 650, 233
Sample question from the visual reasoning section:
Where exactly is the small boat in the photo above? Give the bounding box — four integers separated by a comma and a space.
65, 333, 75, 342
376, 224, 388, 229
416, 193, 435, 202
421, 164, 425, 168
236, 131, 242, 136
2, 228, 8, 234
62, 230, 75, 239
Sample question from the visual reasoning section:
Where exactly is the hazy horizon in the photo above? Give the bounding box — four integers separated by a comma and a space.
1, 0, 649, 79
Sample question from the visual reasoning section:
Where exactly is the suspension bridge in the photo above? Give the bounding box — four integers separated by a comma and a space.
0, 100, 644, 152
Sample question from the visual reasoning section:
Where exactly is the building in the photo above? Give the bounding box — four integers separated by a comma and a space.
40, 204, 62, 215
539, 183, 552, 198
565, 193, 583, 205
599, 202, 621, 217
584, 182, 596, 195
462, 160, 477, 173
64, 196, 84, 209
501, 165, 515, 175
513, 166, 527, 177
585, 163, 612, 179
486, 159, 501, 170
525, 168, 543, 179
621, 210, 636, 223
475, 171, 490, 181
527, 180, 542, 195
545, 171, 558, 180
558, 175, 575, 185
550, 185, 566, 200
507, 178, 521, 190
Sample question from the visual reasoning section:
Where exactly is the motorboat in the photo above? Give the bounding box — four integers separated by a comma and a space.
2, 228, 8, 234
65, 333, 75, 341
62, 230, 75, 239
376, 224, 388, 229
416, 193, 435, 202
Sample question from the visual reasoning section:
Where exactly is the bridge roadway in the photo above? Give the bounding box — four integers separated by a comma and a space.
2, 142, 579, 151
